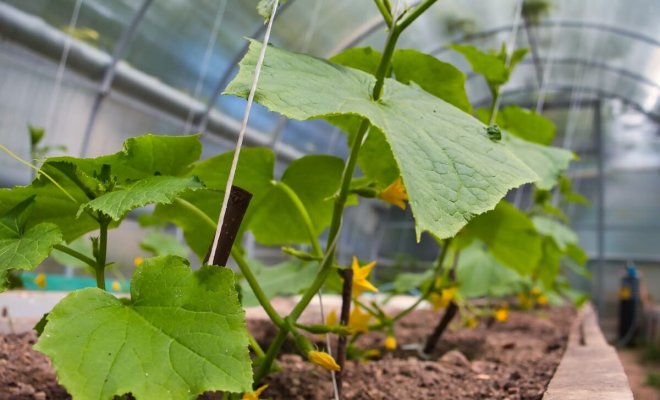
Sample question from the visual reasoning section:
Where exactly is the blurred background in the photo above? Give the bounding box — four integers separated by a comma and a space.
0, 0, 659, 340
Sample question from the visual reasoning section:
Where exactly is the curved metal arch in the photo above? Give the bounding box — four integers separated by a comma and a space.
472, 84, 660, 122
195, 0, 295, 134
465, 56, 660, 91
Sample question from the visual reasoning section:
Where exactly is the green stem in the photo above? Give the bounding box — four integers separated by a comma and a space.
174, 198, 217, 230
373, 0, 392, 26
275, 181, 323, 256
371, 31, 400, 100
231, 247, 285, 328
95, 220, 109, 290
248, 333, 266, 359
488, 86, 501, 125
53, 244, 97, 268
389, 238, 452, 323
397, 0, 438, 32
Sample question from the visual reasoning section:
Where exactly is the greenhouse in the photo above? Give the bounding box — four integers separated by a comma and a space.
0, 0, 659, 398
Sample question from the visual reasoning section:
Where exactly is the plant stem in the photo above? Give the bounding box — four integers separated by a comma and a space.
397, 0, 438, 32
95, 220, 109, 290
53, 244, 97, 268
248, 333, 266, 359
275, 181, 323, 256
255, 2, 433, 383
373, 0, 392, 26
231, 247, 285, 328
488, 86, 501, 125
388, 238, 452, 323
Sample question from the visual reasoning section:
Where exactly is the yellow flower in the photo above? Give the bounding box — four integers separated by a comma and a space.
531, 286, 542, 296
430, 287, 457, 311
34, 273, 47, 289
133, 256, 144, 267
308, 350, 341, 371
243, 384, 268, 400
363, 348, 381, 359
494, 307, 508, 322
111, 280, 121, 292
348, 305, 371, 333
379, 177, 408, 210
537, 295, 548, 306
384, 335, 397, 350
518, 293, 533, 309
351, 257, 378, 296
465, 317, 479, 329
326, 309, 338, 326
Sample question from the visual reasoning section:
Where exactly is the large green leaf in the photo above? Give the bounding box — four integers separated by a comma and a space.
497, 106, 556, 145
153, 190, 220, 260
140, 230, 189, 258
239, 258, 318, 307
226, 41, 537, 239
457, 201, 542, 274
504, 133, 574, 190
0, 197, 62, 285
532, 216, 578, 251
189, 148, 344, 246
457, 242, 522, 298
48, 134, 202, 182
80, 176, 204, 221
35, 256, 252, 399
451, 44, 528, 88
391, 49, 472, 113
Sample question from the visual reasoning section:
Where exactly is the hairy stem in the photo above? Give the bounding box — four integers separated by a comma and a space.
275, 181, 323, 256
95, 220, 109, 290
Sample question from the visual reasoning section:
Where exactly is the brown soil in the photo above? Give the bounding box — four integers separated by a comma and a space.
0, 307, 573, 400
617, 348, 660, 400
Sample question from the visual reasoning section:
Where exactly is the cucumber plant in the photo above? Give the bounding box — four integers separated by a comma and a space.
0, 0, 589, 398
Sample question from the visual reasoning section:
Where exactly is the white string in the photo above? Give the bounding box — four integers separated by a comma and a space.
208, 0, 279, 263
44, 0, 84, 133
183, 0, 228, 134
489, 0, 525, 126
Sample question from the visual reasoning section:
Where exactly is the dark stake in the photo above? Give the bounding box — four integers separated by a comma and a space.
423, 301, 458, 355
335, 268, 354, 398
205, 185, 252, 267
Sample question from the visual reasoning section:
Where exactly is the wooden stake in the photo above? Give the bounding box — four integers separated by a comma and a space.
205, 185, 252, 267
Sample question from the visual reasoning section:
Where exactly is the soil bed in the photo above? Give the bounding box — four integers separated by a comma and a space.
0, 307, 574, 400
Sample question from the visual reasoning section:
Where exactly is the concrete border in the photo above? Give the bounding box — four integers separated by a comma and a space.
543, 303, 634, 400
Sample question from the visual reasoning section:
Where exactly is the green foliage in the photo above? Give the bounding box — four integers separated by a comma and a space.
478, 105, 556, 145
450, 44, 528, 89
0, 196, 62, 284
79, 176, 204, 221
456, 241, 523, 298
256, 0, 284, 20
504, 132, 575, 190
28, 124, 45, 147
240, 258, 318, 307
457, 201, 542, 275
532, 216, 578, 251
226, 40, 537, 239
391, 270, 433, 294
140, 230, 189, 258
35, 256, 253, 399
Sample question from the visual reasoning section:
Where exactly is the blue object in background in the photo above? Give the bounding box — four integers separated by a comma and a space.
21, 272, 129, 293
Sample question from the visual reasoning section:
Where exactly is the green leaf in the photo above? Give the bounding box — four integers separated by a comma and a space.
566, 243, 588, 266
189, 148, 344, 246
28, 124, 45, 146
504, 132, 574, 190
330, 47, 382, 75
497, 106, 556, 145
457, 201, 542, 274
0, 197, 62, 285
239, 258, 318, 307
391, 270, 433, 294
536, 237, 562, 288
153, 190, 220, 260
35, 256, 253, 399
226, 41, 537, 239
256, 0, 284, 20
450, 44, 508, 86
79, 176, 204, 221
140, 230, 189, 258
532, 216, 578, 251
391, 49, 472, 113
457, 242, 522, 298
48, 134, 202, 182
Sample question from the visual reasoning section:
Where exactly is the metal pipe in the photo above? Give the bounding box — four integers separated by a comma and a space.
594, 99, 606, 316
